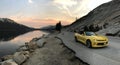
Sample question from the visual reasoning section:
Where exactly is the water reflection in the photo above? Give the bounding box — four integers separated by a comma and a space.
0, 30, 47, 57
0, 31, 29, 41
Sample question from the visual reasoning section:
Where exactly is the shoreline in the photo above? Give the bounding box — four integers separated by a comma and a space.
0, 32, 48, 63
0, 31, 87, 65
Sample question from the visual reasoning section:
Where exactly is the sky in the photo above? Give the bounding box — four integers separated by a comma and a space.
0, 0, 112, 28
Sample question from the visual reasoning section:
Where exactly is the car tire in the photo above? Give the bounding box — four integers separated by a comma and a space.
86, 40, 92, 48
75, 37, 78, 42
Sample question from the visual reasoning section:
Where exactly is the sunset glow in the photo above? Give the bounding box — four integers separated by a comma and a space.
0, 0, 112, 28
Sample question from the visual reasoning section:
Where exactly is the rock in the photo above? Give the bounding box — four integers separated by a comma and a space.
25, 42, 38, 50
30, 37, 40, 42
1, 59, 18, 65
17, 45, 28, 52
1, 55, 13, 61
42, 34, 48, 38
36, 38, 46, 48
13, 51, 29, 65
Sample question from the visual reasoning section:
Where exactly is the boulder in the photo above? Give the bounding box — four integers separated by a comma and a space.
13, 51, 29, 65
17, 45, 28, 52
25, 41, 38, 51
1, 59, 18, 65
36, 38, 46, 48
30, 37, 40, 42
41, 34, 48, 38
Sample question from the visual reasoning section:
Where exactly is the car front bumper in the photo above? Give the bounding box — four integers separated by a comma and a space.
92, 41, 108, 47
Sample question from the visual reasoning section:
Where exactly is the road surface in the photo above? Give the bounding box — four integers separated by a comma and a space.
57, 31, 120, 65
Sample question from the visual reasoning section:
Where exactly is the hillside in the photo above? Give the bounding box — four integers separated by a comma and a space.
0, 18, 34, 32
0, 18, 34, 41
65, 0, 120, 36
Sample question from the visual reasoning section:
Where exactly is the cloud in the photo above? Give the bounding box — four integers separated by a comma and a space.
53, 0, 77, 16
53, 0, 77, 6
74, 0, 91, 17
53, 0, 112, 19
28, 0, 33, 4
52, 0, 91, 18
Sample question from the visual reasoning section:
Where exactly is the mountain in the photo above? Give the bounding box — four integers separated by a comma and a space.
39, 25, 55, 33
65, 0, 120, 36
0, 18, 34, 41
0, 18, 34, 32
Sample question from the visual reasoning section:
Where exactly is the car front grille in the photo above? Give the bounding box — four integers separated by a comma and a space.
97, 43, 104, 45
97, 40, 105, 41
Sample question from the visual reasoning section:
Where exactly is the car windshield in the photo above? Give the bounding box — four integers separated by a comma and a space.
85, 32, 96, 36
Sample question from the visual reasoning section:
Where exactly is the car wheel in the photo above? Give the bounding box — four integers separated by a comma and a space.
75, 36, 78, 42
86, 40, 92, 48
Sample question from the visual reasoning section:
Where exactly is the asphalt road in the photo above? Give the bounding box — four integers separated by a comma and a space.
57, 31, 120, 65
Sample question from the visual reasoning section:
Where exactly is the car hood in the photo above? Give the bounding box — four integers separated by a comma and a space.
91, 35, 107, 40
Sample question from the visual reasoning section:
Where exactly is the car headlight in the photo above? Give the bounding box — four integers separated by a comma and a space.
104, 39, 106, 41
105, 38, 108, 41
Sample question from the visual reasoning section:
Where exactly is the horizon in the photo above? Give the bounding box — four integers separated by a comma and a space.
0, 0, 112, 28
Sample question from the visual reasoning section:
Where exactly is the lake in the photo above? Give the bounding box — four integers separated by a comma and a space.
0, 30, 47, 57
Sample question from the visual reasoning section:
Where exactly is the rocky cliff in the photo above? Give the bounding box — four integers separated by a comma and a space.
66, 0, 120, 36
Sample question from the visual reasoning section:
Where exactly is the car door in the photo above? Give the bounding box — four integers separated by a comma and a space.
81, 33, 87, 44
75, 33, 81, 42
78, 32, 84, 43
77, 34, 82, 42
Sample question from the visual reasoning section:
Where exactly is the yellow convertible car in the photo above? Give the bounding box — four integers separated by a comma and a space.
75, 31, 108, 48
